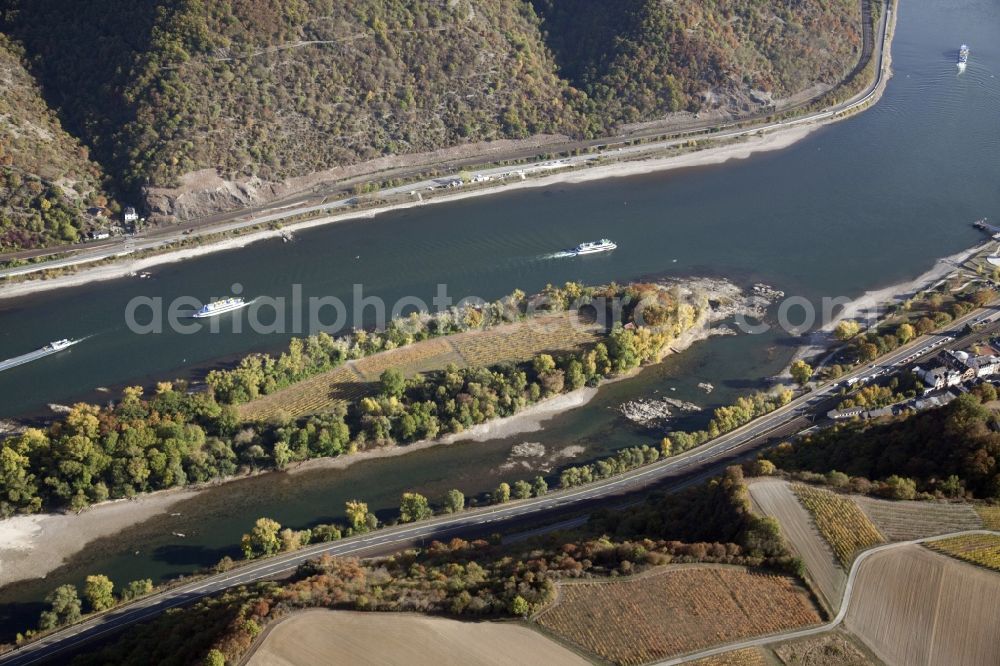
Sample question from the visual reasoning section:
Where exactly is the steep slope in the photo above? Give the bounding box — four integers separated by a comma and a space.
2, 0, 864, 228
0, 35, 111, 250
532, 0, 863, 125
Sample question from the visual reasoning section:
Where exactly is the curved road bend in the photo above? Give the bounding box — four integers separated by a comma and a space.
0, 298, 990, 665
0, 1, 891, 282
658, 529, 1000, 665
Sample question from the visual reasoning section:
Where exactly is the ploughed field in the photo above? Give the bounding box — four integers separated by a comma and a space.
689, 648, 767, 666
534, 565, 821, 665
855, 496, 984, 541
845, 544, 1000, 666
245, 610, 588, 666
238, 312, 602, 421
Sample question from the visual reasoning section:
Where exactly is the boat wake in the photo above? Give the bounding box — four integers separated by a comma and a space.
544, 251, 578, 260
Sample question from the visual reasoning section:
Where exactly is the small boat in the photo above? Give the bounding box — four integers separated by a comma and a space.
565, 239, 617, 256
958, 44, 969, 69
192, 297, 250, 318
0, 338, 82, 373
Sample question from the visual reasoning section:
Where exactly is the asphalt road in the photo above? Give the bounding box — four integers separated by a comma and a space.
0, 2, 889, 282
1, 293, 989, 666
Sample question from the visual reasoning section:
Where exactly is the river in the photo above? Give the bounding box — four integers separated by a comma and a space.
1, 0, 999, 637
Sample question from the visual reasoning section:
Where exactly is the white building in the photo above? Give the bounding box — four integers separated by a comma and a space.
123, 207, 139, 223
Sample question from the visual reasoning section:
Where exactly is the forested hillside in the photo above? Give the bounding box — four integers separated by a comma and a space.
0, 0, 863, 246
0, 35, 110, 250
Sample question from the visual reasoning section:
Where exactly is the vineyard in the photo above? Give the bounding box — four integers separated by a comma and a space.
792, 485, 884, 567
689, 648, 767, 666
855, 496, 984, 541
926, 533, 1000, 572
238, 312, 601, 421
975, 505, 1000, 530
238, 365, 364, 422
534, 566, 820, 665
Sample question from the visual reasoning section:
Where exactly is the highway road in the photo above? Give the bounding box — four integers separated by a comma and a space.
0, 2, 890, 283
658, 529, 1000, 665
1, 294, 989, 666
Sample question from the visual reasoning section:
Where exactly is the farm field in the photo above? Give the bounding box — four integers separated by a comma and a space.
748, 479, 845, 611
845, 544, 1000, 666
855, 496, 983, 541
246, 610, 588, 666
689, 647, 767, 666
792, 484, 884, 567
534, 565, 820, 665
771, 631, 880, 665
239, 312, 601, 421
975, 504, 1000, 530
926, 533, 1000, 572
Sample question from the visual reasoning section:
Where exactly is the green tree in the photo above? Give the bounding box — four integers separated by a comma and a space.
512, 479, 532, 500
399, 492, 432, 523
120, 579, 153, 602
38, 584, 81, 630
240, 517, 282, 559
882, 475, 917, 500
83, 574, 115, 612
790, 360, 813, 386
509, 595, 530, 617
531, 476, 548, 497
204, 649, 225, 666
444, 489, 465, 513
493, 482, 511, 504
896, 323, 916, 344
379, 368, 406, 398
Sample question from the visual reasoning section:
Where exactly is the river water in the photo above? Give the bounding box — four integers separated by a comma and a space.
1, 0, 999, 634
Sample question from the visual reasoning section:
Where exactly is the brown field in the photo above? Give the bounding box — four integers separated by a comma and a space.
845, 545, 1000, 666
534, 565, 820, 665
975, 504, 1000, 530
748, 479, 845, 612
855, 496, 983, 541
246, 610, 588, 666
771, 631, 879, 666
689, 647, 767, 666
792, 484, 884, 567
238, 312, 601, 421
926, 533, 1000, 572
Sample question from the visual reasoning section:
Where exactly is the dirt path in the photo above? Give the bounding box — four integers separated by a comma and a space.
748, 479, 846, 612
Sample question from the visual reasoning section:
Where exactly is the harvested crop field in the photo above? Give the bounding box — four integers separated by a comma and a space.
792, 484, 884, 567
845, 544, 1000, 666
238, 312, 601, 421
925, 533, 1000, 572
748, 479, 845, 611
771, 631, 879, 665
246, 610, 588, 666
534, 565, 820, 665
855, 496, 983, 541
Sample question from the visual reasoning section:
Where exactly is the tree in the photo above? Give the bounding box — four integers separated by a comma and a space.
120, 579, 153, 602
204, 649, 225, 666
896, 323, 915, 344
345, 500, 370, 532
399, 492, 432, 523
881, 475, 917, 500
972, 288, 996, 307
790, 360, 813, 386
379, 368, 405, 398
444, 489, 465, 513
834, 320, 860, 341
531, 476, 548, 497
509, 595, 530, 617
858, 343, 879, 362
83, 574, 115, 612
39, 584, 81, 630
494, 482, 511, 504
512, 480, 532, 500
241, 517, 282, 559
752, 459, 776, 476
